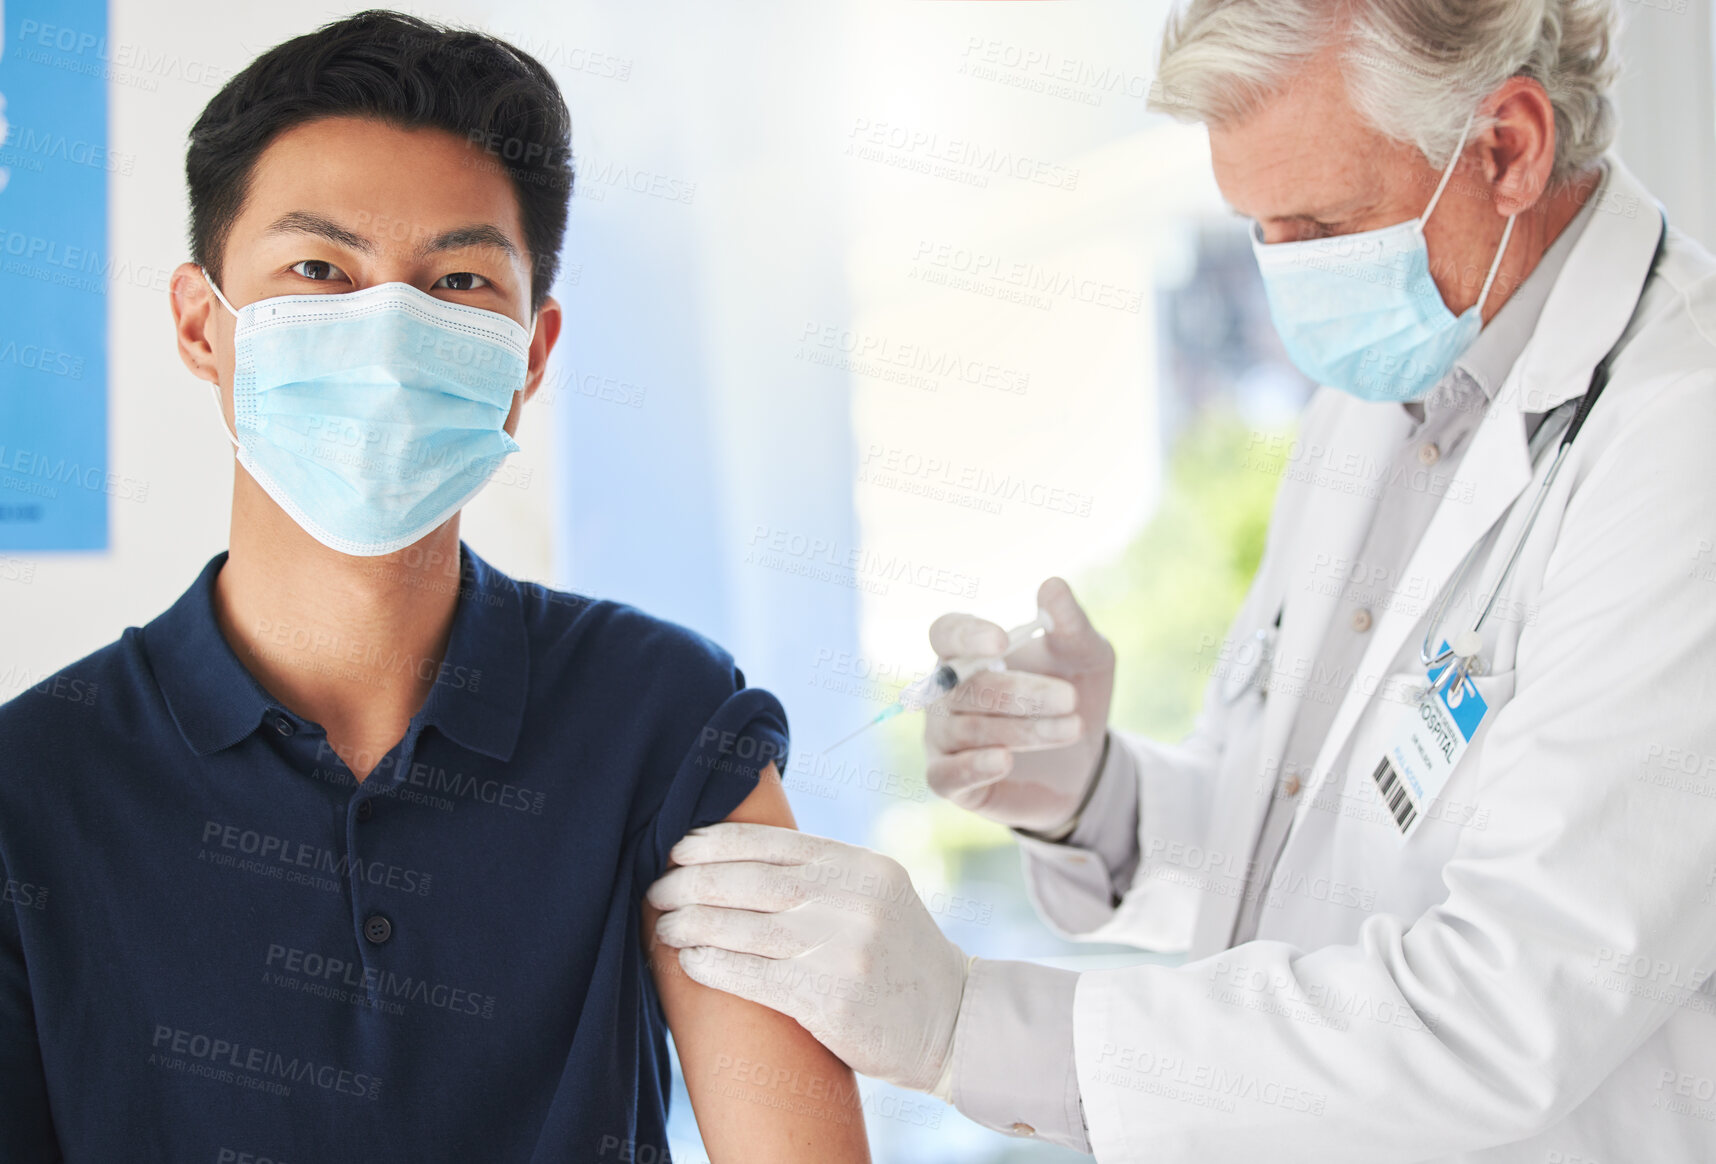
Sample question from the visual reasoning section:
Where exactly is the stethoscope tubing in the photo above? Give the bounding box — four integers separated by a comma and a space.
1417, 213, 1668, 699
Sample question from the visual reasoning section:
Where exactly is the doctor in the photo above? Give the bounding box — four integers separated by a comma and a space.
647, 0, 1716, 1158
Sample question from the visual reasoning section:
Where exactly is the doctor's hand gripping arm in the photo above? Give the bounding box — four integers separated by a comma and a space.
648, 821, 1096, 1150
643, 766, 872, 1163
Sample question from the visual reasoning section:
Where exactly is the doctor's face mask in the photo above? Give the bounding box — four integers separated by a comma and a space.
202, 272, 532, 557
1249, 115, 1516, 404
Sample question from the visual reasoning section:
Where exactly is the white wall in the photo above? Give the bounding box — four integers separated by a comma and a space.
1613, 0, 1716, 251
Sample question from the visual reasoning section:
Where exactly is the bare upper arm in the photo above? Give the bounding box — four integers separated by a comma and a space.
642, 763, 872, 1162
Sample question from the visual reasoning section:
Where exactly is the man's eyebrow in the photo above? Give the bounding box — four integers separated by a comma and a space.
416, 224, 518, 259
263, 211, 376, 253
261, 213, 519, 260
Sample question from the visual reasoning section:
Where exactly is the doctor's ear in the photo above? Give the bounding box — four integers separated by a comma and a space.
521, 293, 563, 406
1475, 76, 1560, 219
170, 261, 223, 386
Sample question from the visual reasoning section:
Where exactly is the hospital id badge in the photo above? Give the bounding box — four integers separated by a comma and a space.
1370, 645, 1488, 837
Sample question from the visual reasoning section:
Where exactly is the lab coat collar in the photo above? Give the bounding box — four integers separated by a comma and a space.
1450, 162, 1604, 403
1508, 157, 1665, 414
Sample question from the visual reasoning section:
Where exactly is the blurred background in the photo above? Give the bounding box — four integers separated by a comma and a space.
2, 0, 1712, 1158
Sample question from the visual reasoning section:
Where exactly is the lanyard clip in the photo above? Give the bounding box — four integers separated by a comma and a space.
1424, 630, 1484, 703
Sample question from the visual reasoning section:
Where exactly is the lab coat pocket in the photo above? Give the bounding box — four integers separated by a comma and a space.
1424, 666, 1515, 833
1340, 669, 1516, 921
1461, 666, 1517, 731
1361, 666, 1518, 827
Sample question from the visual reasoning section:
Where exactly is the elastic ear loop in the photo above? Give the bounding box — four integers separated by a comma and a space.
199, 267, 243, 451
1417, 112, 1517, 317
1418, 112, 1476, 229
1473, 214, 1517, 316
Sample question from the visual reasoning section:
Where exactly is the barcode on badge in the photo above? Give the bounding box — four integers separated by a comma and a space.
1371, 755, 1418, 834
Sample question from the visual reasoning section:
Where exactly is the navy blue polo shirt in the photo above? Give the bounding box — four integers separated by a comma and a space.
0, 545, 788, 1163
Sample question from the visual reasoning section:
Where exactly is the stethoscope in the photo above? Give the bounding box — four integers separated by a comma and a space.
1419, 213, 1668, 700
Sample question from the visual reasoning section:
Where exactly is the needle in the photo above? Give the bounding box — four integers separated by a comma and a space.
821, 608, 1055, 753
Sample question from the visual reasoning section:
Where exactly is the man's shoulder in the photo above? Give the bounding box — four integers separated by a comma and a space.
1578, 232, 1716, 464
465, 547, 732, 674
0, 630, 146, 760
514, 580, 740, 692
457, 549, 757, 744
1648, 229, 1716, 365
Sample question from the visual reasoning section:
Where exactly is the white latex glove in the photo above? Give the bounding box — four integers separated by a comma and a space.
924, 576, 1115, 832
646, 822, 970, 1095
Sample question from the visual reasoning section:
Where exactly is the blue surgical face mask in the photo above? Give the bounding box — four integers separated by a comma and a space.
1249, 115, 1516, 403
202, 274, 531, 557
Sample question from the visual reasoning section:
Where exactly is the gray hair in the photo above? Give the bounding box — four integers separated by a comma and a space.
1148, 0, 1620, 182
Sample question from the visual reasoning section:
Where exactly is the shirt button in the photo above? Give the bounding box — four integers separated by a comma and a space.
1418, 442, 1441, 466
273, 714, 295, 737
363, 914, 393, 945
1284, 775, 1302, 796
355, 799, 373, 822
1008, 1122, 1037, 1137
1350, 607, 1373, 633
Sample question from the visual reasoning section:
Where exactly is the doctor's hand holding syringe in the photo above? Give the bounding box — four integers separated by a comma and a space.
916, 578, 1117, 838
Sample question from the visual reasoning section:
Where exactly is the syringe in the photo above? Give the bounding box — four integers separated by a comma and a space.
823, 608, 1056, 752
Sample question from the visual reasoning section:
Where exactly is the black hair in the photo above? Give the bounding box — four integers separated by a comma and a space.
186, 9, 573, 310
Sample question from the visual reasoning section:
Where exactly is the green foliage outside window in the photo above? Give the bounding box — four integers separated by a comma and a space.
1078, 409, 1289, 747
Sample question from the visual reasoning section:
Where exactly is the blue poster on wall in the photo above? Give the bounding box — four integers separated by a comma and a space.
0, 0, 110, 550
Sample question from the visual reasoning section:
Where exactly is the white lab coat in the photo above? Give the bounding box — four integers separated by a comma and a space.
1031, 159, 1716, 1161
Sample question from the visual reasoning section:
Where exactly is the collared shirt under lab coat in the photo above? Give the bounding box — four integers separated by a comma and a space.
947, 157, 1716, 1162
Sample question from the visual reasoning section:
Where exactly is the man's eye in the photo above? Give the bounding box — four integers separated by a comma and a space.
434, 272, 489, 291
290, 260, 349, 282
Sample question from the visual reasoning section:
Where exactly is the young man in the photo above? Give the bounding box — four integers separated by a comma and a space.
0, 11, 869, 1162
